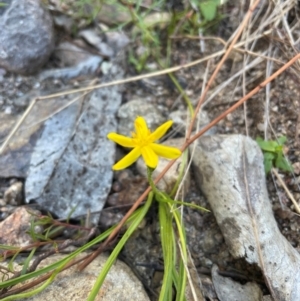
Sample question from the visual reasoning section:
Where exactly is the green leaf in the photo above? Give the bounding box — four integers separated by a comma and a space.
256, 137, 277, 152
257, 136, 293, 175
263, 152, 275, 174
264, 152, 275, 160
275, 144, 283, 153
21, 248, 36, 276
275, 153, 293, 172
199, 0, 220, 21
277, 135, 287, 145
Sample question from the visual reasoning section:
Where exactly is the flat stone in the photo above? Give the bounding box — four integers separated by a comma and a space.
25, 62, 124, 221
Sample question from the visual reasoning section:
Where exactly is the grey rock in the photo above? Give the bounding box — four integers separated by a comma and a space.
53, 14, 74, 33
39, 55, 103, 81
105, 31, 130, 55
79, 29, 114, 58
0, 0, 55, 74
39, 42, 103, 81
79, 28, 129, 58
211, 265, 263, 301
3, 181, 23, 206
117, 99, 166, 137
53, 41, 94, 67
25, 61, 124, 222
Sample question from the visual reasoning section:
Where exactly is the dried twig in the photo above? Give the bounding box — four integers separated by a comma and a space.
272, 168, 300, 214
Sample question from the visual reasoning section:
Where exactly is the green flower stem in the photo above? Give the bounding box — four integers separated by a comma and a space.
147, 167, 157, 193
147, 166, 188, 301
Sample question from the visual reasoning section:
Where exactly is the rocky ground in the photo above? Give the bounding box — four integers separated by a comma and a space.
1, 1, 300, 300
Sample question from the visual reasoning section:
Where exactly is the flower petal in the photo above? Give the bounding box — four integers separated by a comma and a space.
112, 147, 141, 170
149, 120, 173, 142
141, 146, 159, 168
107, 133, 135, 148
150, 143, 181, 159
134, 116, 149, 138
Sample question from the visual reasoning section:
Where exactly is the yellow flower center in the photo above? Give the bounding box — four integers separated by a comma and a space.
131, 130, 152, 147
130, 118, 153, 147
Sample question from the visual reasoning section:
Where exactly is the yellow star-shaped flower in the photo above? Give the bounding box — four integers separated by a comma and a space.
107, 116, 182, 170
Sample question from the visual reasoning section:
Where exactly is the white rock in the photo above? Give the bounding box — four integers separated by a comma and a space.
192, 135, 300, 301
